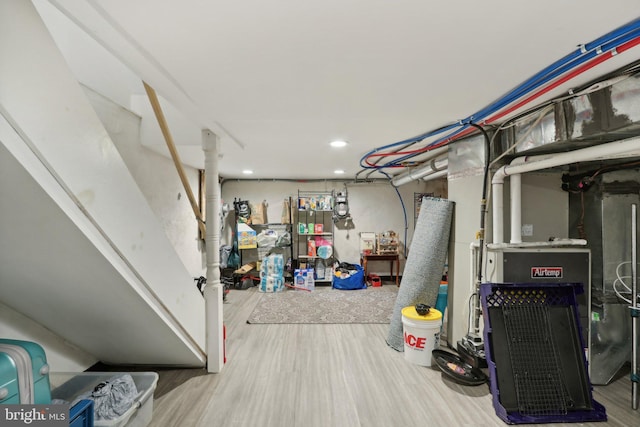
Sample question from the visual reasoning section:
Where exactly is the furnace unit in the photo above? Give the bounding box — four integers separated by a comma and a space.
486, 247, 591, 349
568, 169, 639, 385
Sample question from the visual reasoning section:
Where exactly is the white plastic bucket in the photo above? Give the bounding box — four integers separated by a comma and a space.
401, 306, 442, 366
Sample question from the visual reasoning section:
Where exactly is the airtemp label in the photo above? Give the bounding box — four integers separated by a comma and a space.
531, 267, 563, 278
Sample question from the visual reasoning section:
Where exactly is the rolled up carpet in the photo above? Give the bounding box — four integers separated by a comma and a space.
387, 196, 454, 351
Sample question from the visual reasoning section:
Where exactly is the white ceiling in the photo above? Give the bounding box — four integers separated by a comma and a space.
38, 1, 640, 179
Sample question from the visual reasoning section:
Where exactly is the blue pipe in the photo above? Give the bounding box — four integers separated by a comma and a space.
473, 19, 640, 122
379, 170, 409, 258
358, 121, 460, 169
383, 24, 640, 166
425, 26, 640, 151
472, 25, 640, 125
361, 18, 640, 171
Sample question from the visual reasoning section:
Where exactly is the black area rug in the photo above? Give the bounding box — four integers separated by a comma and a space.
247, 286, 398, 324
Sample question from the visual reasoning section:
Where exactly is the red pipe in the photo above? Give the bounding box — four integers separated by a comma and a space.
488, 35, 640, 125
366, 35, 640, 168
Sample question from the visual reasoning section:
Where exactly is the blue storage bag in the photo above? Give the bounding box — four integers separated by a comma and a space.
332, 264, 366, 290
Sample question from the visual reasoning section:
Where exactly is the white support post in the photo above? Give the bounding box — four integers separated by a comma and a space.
202, 129, 224, 373
510, 173, 522, 244
492, 180, 504, 244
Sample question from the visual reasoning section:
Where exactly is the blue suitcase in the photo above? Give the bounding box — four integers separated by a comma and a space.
0, 338, 51, 404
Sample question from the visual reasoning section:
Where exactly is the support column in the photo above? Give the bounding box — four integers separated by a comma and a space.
448, 175, 487, 349
202, 129, 223, 373
510, 173, 522, 243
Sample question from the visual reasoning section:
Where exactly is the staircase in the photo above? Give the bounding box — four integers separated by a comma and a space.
0, 1, 206, 369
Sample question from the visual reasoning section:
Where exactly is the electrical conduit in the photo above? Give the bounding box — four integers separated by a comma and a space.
361, 20, 640, 173
426, 30, 640, 152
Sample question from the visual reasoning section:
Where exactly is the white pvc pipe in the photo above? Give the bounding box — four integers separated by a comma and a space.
422, 168, 448, 182
203, 129, 224, 373
492, 179, 504, 245
631, 204, 638, 410
510, 173, 522, 244
492, 136, 640, 244
391, 146, 449, 186
487, 239, 587, 250
469, 242, 479, 294
391, 157, 448, 185
467, 241, 482, 338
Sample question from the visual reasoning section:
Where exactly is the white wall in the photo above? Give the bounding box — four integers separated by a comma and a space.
448, 168, 569, 347
34, 0, 143, 113
448, 174, 485, 346
0, 302, 96, 372
84, 87, 206, 278
34, 0, 209, 171
0, 0, 205, 367
517, 172, 568, 242
221, 178, 447, 275
34, 0, 206, 278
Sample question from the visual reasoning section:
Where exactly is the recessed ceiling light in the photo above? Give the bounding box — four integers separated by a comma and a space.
242, 169, 253, 175
330, 140, 348, 148
334, 169, 345, 175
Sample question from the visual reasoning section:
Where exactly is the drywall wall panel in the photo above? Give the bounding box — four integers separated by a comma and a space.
85, 87, 205, 278
0, 134, 202, 365
0, 301, 97, 372
0, 1, 205, 365
221, 178, 447, 275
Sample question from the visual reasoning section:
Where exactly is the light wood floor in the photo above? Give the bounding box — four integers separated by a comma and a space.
145, 285, 639, 427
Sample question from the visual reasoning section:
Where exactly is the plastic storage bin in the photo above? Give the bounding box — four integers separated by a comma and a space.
50, 372, 158, 427
70, 399, 94, 427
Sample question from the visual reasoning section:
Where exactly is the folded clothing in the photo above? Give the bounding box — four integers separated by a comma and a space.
71, 374, 139, 421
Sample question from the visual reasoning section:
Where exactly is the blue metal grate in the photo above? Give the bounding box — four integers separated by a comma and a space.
480, 282, 607, 424
484, 287, 574, 308
502, 303, 570, 416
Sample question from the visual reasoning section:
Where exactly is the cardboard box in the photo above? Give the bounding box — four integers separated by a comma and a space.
237, 223, 257, 249
294, 268, 315, 291
234, 262, 256, 275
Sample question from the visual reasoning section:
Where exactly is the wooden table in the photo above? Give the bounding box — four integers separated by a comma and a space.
360, 253, 400, 286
